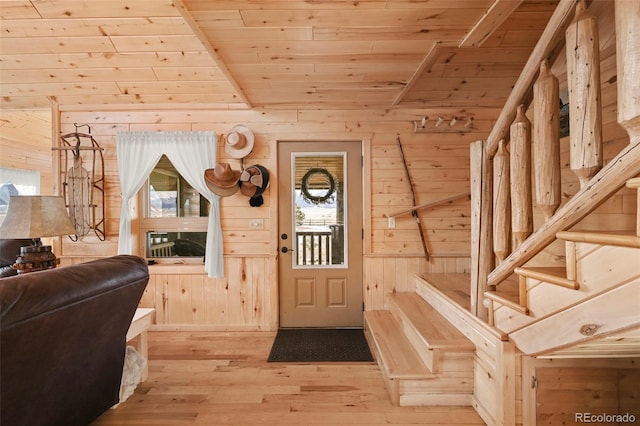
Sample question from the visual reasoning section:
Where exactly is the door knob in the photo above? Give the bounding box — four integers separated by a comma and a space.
280, 246, 293, 253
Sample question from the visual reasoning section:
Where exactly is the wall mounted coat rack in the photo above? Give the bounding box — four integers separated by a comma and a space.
413, 115, 474, 133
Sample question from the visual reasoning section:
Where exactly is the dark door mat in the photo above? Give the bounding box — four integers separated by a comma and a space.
267, 328, 374, 362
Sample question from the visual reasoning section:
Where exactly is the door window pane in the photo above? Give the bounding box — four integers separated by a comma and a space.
293, 154, 346, 267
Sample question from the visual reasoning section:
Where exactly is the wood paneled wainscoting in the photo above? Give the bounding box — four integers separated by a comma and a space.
140, 256, 278, 331
135, 254, 470, 330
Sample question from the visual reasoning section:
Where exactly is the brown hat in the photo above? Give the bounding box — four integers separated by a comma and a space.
204, 163, 241, 197
239, 164, 270, 207
224, 125, 254, 159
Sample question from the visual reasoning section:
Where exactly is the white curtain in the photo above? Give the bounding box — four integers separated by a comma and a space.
116, 131, 223, 277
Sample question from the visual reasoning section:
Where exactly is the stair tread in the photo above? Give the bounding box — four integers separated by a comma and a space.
557, 230, 640, 248
365, 311, 435, 379
484, 274, 528, 314
484, 290, 529, 315
626, 177, 640, 189
390, 292, 475, 352
416, 273, 471, 310
489, 273, 520, 301
514, 265, 578, 289
516, 266, 567, 277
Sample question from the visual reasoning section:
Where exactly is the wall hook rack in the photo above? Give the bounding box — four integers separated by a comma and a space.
413, 115, 474, 133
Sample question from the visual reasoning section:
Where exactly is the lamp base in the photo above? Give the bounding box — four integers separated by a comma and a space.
13, 244, 60, 274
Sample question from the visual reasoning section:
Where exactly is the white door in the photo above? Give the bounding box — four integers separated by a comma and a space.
278, 141, 363, 328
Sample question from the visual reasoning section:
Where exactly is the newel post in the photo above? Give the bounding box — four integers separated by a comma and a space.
615, 0, 640, 144
470, 140, 493, 320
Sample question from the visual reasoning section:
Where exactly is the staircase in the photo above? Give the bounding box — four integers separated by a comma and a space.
362, 2, 640, 422
364, 275, 479, 407
485, 178, 640, 355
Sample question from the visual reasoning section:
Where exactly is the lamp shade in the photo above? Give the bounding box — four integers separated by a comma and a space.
0, 195, 76, 239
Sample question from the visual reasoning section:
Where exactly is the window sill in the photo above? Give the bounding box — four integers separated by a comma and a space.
148, 263, 206, 274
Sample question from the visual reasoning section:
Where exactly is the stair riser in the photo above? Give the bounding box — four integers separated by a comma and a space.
398, 365, 474, 406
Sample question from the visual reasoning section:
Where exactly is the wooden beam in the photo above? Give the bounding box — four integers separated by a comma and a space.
173, 0, 253, 108
384, 192, 470, 219
485, 0, 579, 158
392, 42, 449, 106
488, 140, 640, 287
459, 0, 525, 48
509, 280, 640, 356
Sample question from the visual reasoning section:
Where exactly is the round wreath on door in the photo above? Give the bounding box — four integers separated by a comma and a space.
300, 167, 336, 205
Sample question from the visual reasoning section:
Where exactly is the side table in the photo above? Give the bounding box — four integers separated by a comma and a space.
126, 308, 155, 381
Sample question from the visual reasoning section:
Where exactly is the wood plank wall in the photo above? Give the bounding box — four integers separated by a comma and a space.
51, 106, 491, 330
3, 61, 634, 331
0, 109, 53, 194
2, 1, 634, 330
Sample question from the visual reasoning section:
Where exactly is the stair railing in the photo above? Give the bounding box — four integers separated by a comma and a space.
470, 0, 640, 321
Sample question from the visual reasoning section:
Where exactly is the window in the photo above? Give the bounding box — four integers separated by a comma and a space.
141, 155, 209, 260
0, 168, 40, 227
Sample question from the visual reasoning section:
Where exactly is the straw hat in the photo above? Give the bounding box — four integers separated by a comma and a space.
224, 125, 254, 159
204, 163, 241, 197
239, 164, 270, 206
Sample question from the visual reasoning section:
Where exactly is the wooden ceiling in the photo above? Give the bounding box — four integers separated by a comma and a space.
0, 0, 557, 111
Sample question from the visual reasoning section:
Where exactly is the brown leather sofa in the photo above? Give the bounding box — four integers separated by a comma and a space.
0, 255, 149, 426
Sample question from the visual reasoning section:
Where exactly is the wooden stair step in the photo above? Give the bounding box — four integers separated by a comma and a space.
389, 292, 475, 353
484, 273, 526, 313
389, 292, 475, 372
626, 177, 640, 189
415, 273, 471, 310
557, 230, 640, 248
364, 310, 435, 380
514, 266, 579, 290
484, 290, 529, 315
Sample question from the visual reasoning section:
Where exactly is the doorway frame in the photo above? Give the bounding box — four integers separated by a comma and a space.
273, 138, 372, 329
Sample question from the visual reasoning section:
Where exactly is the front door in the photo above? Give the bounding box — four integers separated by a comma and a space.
278, 141, 363, 328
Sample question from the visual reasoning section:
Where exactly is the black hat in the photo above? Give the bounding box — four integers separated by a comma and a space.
239, 164, 270, 207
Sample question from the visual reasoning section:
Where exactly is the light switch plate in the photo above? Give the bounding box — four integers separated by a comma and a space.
249, 219, 264, 229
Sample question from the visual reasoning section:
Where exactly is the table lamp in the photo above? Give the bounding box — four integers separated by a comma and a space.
0, 195, 76, 273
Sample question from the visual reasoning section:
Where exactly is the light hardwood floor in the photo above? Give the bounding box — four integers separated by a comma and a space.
93, 331, 486, 425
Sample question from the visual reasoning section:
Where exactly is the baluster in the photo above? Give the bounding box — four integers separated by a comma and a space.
324, 234, 330, 265
615, 0, 640, 145
493, 139, 511, 263
533, 59, 562, 221
302, 234, 307, 265
566, 0, 603, 188
509, 104, 533, 247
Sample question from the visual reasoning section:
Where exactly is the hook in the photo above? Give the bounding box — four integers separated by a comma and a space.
464, 117, 474, 128
434, 117, 444, 127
